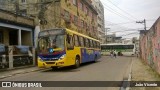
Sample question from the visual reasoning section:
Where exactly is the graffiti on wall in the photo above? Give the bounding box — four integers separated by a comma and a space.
140, 17, 160, 74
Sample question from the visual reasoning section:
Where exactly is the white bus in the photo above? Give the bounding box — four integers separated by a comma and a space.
101, 43, 135, 56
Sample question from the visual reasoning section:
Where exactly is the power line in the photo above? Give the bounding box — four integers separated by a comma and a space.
117, 32, 139, 37
103, 6, 135, 22
106, 19, 156, 26
108, 28, 143, 33
102, 1, 137, 21
107, 21, 136, 26
105, 0, 138, 20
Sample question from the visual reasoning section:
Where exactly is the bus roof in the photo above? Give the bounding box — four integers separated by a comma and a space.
66, 28, 100, 42
39, 28, 100, 42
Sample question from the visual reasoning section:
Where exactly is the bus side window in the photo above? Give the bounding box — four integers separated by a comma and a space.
98, 43, 100, 49
67, 34, 74, 50
85, 38, 89, 48
92, 41, 94, 48
74, 35, 79, 47
88, 39, 90, 48
90, 40, 93, 48
95, 41, 97, 48
77, 35, 81, 46
80, 36, 84, 47
93, 41, 96, 48
96, 42, 100, 49
83, 37, 86, 47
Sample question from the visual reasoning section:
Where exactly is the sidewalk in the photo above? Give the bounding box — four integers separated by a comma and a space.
131, 57, 160, 90
0, 66, 46, 79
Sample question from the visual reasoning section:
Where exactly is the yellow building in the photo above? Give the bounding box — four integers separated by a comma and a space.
40, 0, 98, 39
0, 0, 99, 39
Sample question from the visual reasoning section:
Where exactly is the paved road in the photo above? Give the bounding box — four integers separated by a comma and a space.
0, 56, 133, 90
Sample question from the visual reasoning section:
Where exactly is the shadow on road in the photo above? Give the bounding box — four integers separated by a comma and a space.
41, 61, 101, 72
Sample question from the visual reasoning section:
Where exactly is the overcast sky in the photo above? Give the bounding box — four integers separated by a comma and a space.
100, 0, 160, 39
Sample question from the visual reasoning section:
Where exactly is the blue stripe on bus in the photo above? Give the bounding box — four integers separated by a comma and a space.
81, 48, 100, 63
38, 51, 66, 60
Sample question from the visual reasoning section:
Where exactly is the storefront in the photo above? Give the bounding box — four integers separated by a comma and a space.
0, 10, 36, 70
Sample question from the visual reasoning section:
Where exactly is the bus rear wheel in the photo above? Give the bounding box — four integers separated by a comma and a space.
74, 57, 80, 68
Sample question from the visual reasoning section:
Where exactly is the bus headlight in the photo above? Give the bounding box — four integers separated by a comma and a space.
59, 54, 66, 60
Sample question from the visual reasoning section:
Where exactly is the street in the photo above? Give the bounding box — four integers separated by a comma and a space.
0, 56, 133, 90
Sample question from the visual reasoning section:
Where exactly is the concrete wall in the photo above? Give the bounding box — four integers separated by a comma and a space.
0, 10, 34, 26
21, 31, 32, 46
140, 17, 160, 74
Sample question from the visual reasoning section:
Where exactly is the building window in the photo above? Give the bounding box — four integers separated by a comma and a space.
73, 0, 77, 6
73, 15, 78, 25
98, 24, 101, 28
64, 10, 70, 21
85, 7, 88, 15
21, 0, 26, 3
0, 31, 3, 44
84, 22, 87, 29
79, 2, 83, 11
90, 11, 92, 18
81, 20, 84, 28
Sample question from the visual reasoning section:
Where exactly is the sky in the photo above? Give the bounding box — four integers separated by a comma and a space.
100, 0, 160, 39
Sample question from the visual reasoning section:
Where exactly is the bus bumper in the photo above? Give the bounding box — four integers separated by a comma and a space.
38, 59, 67, 68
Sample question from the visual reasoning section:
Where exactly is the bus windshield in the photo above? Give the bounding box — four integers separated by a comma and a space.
38, 35, 65, 54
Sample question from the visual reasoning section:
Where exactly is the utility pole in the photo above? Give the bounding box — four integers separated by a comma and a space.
136, 19, 146, 59
105, 28, 110, 35
136, 19, 146, 31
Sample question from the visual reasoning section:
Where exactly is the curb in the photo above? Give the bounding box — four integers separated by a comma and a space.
126, 57, 133, 90
0, 68, 47, 80
120, 57, 133, 90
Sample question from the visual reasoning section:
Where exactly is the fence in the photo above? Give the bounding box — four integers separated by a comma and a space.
0, 45, 35, 70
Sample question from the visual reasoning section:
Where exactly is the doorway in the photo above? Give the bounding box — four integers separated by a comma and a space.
9, 30, 18, 45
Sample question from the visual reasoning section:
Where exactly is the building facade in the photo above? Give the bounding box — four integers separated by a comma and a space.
91, 0, 105, 43
0, 0, 51, 16
0, 9, 35, 69
0, 0, 99, 39
0, 9, 35, 46
0, 0, 16, 13
40, 0, 98, 39
106, 34, 122, 43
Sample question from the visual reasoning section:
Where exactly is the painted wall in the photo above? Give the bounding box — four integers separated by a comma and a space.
140, 17, 160, 74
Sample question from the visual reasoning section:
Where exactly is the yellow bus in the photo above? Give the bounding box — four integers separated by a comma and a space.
37, 28, 101, 69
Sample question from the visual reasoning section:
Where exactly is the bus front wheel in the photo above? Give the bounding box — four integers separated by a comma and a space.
51, 67, 58, 70
74, 57, 80, 68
